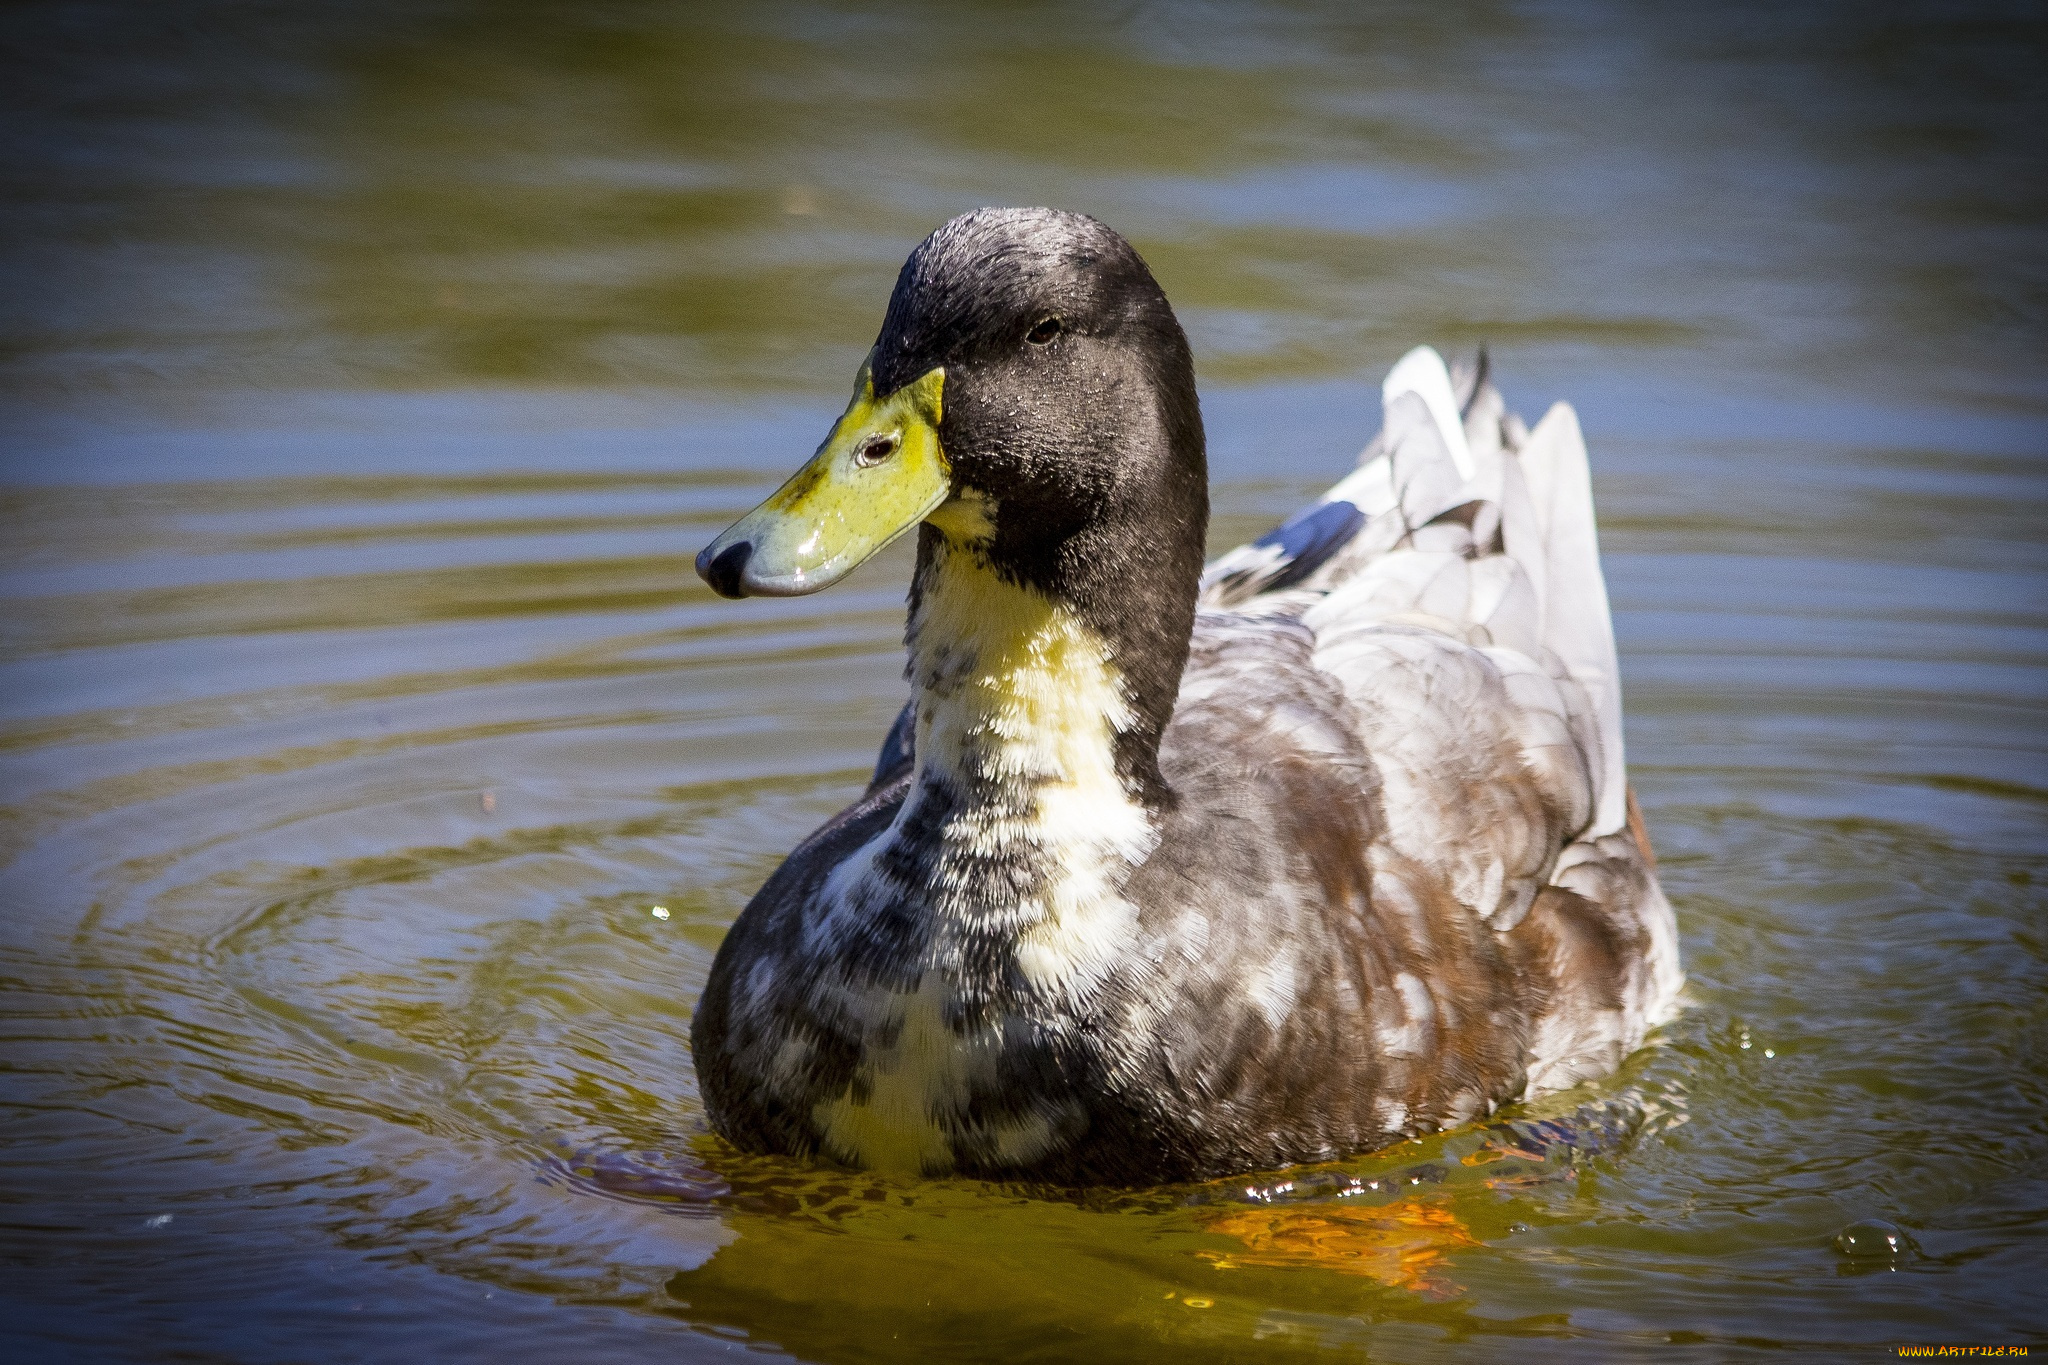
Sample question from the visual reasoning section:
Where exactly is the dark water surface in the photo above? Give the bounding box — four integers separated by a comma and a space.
3, 2, 2045, 1359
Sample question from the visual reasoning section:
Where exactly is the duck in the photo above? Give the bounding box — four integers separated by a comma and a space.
688, 207, 1683, 1185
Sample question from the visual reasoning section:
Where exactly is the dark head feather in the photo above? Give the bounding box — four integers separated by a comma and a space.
874, 208, 1208, 804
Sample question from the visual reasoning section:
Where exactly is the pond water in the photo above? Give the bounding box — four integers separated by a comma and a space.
2, 2, 2044, 1359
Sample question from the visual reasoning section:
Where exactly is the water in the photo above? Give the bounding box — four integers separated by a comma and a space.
3, 2, 2044, 1358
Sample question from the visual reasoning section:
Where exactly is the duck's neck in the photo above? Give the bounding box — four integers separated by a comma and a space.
879, 524, 1190, 997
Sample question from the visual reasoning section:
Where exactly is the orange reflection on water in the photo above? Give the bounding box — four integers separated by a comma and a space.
1198, 1196, 1482, 1300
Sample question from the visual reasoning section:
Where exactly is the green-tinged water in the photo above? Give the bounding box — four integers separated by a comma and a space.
2, 2, 2044, 1359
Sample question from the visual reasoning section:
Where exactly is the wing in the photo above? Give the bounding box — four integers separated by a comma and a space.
1190, 346, 1682, 1079
1199, 344, 1630, 841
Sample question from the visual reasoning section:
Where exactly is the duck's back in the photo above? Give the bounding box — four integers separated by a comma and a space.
1091, 348, 1682, 1176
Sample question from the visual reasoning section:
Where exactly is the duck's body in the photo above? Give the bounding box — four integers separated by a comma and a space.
690, 209, 1681, 1184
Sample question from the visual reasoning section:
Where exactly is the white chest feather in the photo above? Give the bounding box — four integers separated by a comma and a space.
802, 539, 1157, 1171
907, 544, 1156, 987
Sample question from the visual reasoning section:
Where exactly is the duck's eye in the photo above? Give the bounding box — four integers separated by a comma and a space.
854, 432, 900, 467
1025, 316, 1063, 346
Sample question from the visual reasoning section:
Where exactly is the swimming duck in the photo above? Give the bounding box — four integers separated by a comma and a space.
689, 207, 1682, 1185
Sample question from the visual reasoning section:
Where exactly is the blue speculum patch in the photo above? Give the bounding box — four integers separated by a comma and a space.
1253, 498, 1367, 590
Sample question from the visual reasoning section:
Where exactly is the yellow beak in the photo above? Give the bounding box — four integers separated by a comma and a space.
696, 362, 949, 598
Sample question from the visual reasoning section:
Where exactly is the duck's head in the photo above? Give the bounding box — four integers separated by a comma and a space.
695, 207, 1207, 612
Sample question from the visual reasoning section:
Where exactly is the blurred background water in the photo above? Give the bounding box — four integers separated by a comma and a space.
1, 1, 2044, 1359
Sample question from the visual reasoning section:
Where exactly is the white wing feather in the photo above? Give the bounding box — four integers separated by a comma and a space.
1211, 345, 1632, 841
1189, 346, 1682, 1082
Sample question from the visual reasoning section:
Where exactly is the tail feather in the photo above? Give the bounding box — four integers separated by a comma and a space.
1382, 344, 1474, 483
1197, 345, 1480, 608
1198, 345, 1631, 839
1511, 402, 1628, 837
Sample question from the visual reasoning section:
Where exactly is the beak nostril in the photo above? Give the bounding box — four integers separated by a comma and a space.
699, 540, 753, 598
